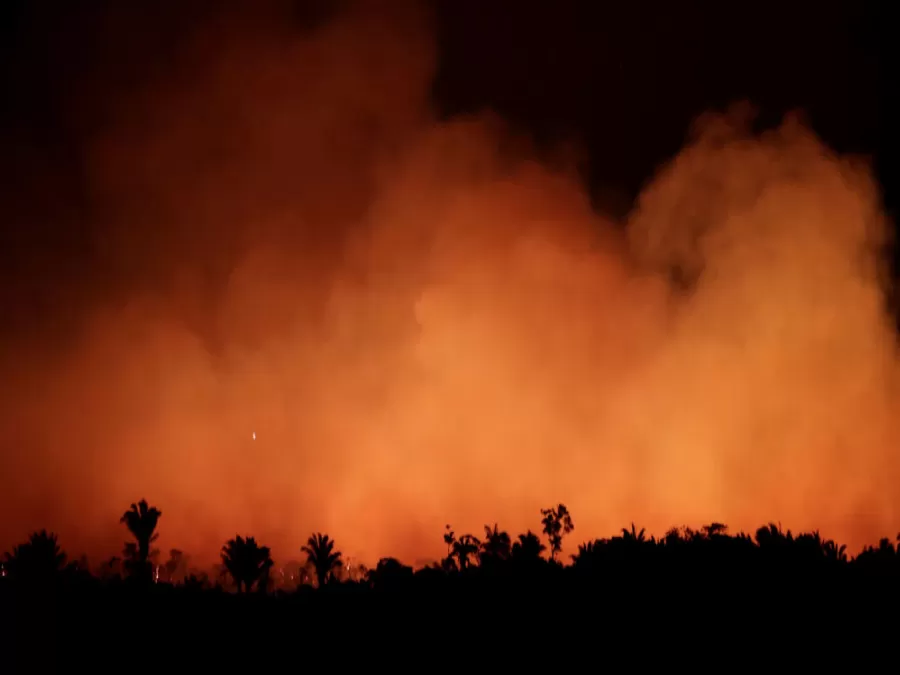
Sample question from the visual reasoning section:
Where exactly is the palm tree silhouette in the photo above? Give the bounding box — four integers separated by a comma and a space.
451, 534, 481, 571
822, 539, 847, 563
221, 536, 273, 593
571, 539, 599, 567
302, 533, 343, 588
3, 530, 67, 582
480, 523, 512, 564
622, 523, 647, 544
120, 499, 162, 581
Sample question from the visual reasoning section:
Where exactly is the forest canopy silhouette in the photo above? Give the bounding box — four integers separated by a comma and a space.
5, 499, 900, 598
0, 0, 896, 569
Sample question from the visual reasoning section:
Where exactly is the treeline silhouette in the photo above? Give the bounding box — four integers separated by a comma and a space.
7, 499, 900, 588
3, 498, 899, 662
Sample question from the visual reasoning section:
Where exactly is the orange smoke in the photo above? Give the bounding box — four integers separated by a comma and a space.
0, 1, 896, 567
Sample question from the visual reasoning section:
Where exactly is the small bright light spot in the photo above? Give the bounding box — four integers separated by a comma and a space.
252, 431, 256, 441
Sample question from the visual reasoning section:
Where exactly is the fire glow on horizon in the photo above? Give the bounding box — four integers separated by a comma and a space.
0, 1, 896, 568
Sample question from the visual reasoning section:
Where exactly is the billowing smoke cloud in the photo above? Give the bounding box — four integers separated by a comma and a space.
1, 0, 896, 566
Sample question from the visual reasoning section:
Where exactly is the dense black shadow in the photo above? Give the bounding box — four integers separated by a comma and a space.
4, 498, 900, 666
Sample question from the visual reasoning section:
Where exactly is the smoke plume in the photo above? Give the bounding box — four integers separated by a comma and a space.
0, 0, 896, 565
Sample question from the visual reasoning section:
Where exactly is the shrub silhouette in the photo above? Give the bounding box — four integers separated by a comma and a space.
368, 557, 414, 590
3, 530, 67, 584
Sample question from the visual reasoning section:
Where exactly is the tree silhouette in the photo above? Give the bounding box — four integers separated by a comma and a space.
183, 574, 207, 592
511, 531, 546, 562
441, 524, 457, 571
123, 542, 141, 576
100, 555, 124, 581
74, 554, 91, 575
220, 536, 273, 593
540, 503, 574, 561
663, 527, 684, 548
702, 522, 728, 538
855, 537, 897, 572
480, 523, 512, 565
3, 530, 67, 583
302, 532, 343, 588
17, 501, 900, 630
164, 549, 189, 583
451, 534, 481, 571
120, 499, 162, 582
443, 524, 456, 555
368, 557, 414, 589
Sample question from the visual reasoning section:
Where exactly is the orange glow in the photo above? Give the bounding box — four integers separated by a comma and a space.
0, 2, 896, 567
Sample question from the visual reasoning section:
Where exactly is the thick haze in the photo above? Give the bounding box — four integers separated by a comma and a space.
1, 0, 896, 566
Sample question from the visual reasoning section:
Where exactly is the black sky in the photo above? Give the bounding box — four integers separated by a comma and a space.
0, 0, 893, 341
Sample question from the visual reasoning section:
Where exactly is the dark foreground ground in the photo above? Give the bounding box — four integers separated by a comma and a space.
3, 563, 899, 669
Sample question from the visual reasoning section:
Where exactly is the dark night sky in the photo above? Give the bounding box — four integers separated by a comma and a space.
434, 1, 889, 211
0, 0, 893, 339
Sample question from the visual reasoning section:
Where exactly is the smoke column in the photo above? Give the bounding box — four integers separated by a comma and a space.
0, 1, 896, 565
